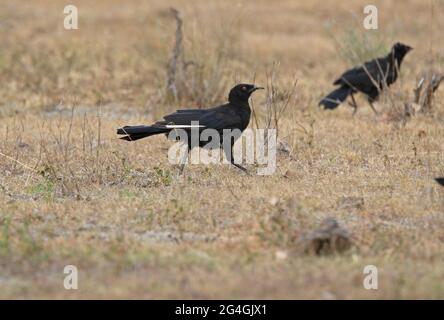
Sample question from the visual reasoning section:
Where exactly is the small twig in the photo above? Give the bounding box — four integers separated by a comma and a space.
0, 151, 39, 173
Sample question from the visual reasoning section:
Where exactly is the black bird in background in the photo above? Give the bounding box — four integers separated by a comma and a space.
117, 84, 263, 173
319, 42, 413, 114
436, 178, 444, 186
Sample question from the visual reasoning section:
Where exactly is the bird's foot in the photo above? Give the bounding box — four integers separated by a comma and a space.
368, 102, 379, 116
347, 102, 358, 116
232, 163, 249, 175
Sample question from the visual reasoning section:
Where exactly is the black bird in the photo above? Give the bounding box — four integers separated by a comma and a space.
435, 178, 444, 186
319, 42, 413, 114
117, 84, 263, 173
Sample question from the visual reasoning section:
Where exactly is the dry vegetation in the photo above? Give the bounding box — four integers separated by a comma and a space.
0, 0, 444, 299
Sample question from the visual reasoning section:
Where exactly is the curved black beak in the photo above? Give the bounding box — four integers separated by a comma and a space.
249, 86, 264, 93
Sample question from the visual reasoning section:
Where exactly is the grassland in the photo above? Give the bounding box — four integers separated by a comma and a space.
0, 0, 444, 299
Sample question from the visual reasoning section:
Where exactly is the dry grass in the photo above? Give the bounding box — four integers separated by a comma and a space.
1, 0, 444, 299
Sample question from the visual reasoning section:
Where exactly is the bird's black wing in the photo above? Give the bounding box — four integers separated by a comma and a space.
161, 108, 210, 126
334, 57, 390, 88
197, 106, 243, 131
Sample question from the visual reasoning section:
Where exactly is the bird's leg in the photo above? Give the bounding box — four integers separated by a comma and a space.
368, 99, 379, 115
179, 162, 186, 175
348, 93, 358, 115
225, 142, 248, 173
178, 147, 189, 175
232, 162, 248, 172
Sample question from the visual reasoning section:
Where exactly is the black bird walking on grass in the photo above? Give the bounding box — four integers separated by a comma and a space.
319, 42, 413, 114
436, 178, 444, 187
117, 84, 263, 173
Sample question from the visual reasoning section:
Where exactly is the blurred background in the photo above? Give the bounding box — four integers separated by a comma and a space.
1, 0, 442, 115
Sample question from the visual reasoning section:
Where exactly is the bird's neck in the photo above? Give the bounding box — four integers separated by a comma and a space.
390, 51, 406, 67
229, 100, 251, 131
229, 97, 251, 110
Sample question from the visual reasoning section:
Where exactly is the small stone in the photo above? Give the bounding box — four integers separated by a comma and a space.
301, 218, 352, 255
275, 250, 288, 260
283, 169, 297, 178
269, 197, 279, 206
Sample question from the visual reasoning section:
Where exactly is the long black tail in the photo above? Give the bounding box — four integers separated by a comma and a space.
435, 178, 444, 186
116, 125, 169, 141
319, 86, 352, 109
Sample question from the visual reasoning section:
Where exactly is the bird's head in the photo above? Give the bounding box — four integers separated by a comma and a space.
228, 84, 264, 103
392, 42, 413, 58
